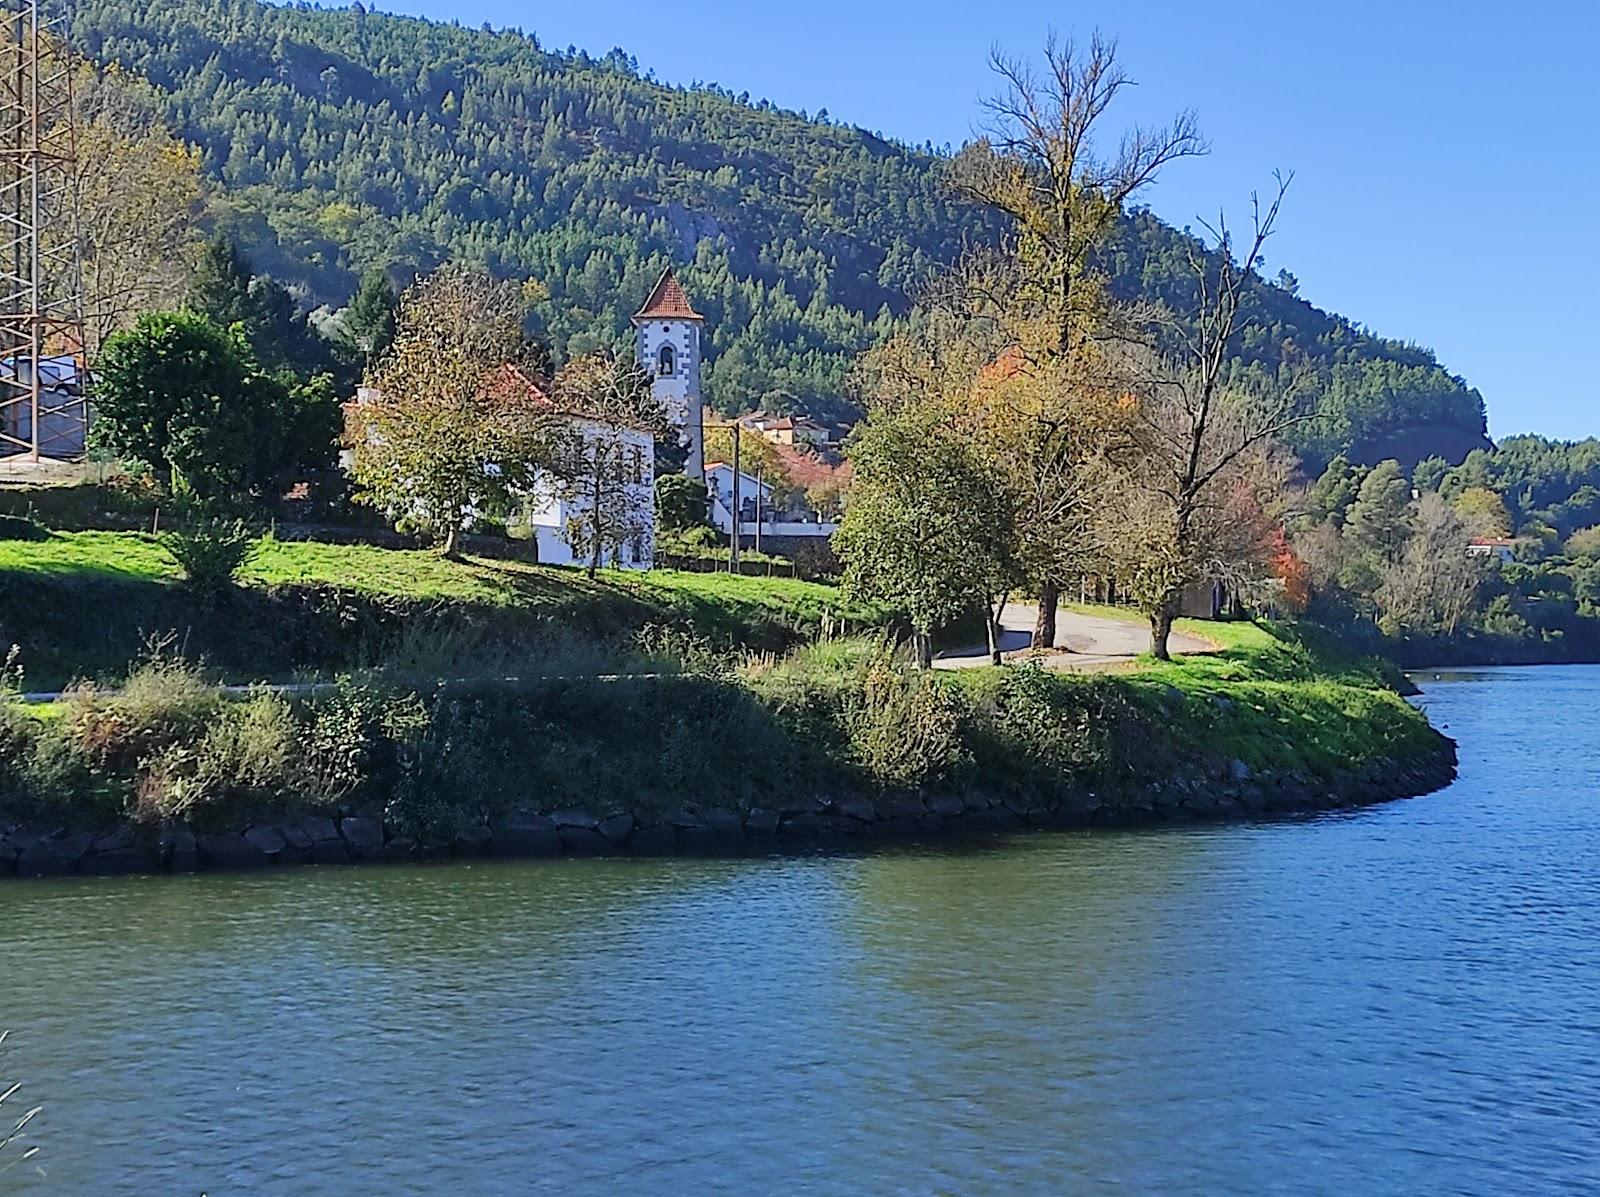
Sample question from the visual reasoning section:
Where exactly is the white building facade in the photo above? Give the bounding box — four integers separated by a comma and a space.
702, 461, 838, 540
632, 268, 705, 480
524, 414, 656, 570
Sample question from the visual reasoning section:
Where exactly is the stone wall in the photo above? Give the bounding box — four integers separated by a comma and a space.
0, 740, 1458, 879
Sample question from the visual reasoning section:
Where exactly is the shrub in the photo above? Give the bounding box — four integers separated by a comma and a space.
384, 695, 486, 847
840, 649, 964, 790
302, 684, 427, 808
137, 690, 300, 825
60, 657, 221, 775
163, 518, 257, 598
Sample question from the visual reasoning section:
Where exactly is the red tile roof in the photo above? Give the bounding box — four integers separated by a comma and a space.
477, 362, 555, 408
632, 268, 703, 322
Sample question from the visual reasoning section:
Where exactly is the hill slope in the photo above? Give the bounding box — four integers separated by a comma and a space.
75, 0, 1487, 466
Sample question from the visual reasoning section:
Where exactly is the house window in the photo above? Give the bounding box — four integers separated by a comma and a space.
629, 444, 642, 484
657, 344, 676, 377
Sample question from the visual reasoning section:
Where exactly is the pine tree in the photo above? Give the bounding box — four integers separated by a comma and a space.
341, 268, 398, 367
189, 235, 256, 329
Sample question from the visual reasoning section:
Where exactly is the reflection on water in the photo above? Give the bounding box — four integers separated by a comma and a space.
2, 666, 1599, 1193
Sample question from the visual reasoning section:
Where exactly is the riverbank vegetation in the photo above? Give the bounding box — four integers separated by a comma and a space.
0, 613, 1449, 863
1293, 442, 1600, 664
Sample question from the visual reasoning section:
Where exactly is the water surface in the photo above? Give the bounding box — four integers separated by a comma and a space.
2, 666, 1597, 1193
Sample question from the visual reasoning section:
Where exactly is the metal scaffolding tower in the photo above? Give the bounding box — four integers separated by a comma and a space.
0, 0, 87, 461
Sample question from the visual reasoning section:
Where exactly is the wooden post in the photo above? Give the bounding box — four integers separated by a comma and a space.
729, 421, 742, 573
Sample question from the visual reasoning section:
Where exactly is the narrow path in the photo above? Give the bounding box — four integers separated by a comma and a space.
934, 602, 1211, 671
17, 672, 662, 705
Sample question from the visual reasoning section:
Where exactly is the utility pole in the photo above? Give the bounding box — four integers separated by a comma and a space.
0, 0, 89, 463
728, 420, 741, 572
753, 463, 763, 557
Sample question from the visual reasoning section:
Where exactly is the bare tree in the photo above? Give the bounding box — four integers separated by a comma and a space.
1108, 175, 1314, 658
73, 64, 205, 353
550, 352, 665, 577
948, 32, 1205, 648
1378, 493, 1486, 636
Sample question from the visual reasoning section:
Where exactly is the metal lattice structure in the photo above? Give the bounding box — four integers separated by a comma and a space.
0, 0, 87, 461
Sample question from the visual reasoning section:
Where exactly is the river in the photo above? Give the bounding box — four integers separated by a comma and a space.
1, 665, 1597, 1193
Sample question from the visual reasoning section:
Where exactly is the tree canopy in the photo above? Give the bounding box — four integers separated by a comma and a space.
76, 0, 1487, 467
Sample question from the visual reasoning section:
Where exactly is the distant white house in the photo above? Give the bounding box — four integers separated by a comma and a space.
703, 460, 838, 539
1467, 537, 1516, 565
0, 354, 87, 458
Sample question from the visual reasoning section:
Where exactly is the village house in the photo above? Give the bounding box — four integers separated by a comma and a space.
348, 364, 657, 569
1466, 537, 1516, 565
702, 460, 840, 542
742, 412, 833, 449
485, 365, 658, 570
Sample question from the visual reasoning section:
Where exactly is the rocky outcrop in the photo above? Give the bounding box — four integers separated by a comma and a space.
0, 738, 1458, 880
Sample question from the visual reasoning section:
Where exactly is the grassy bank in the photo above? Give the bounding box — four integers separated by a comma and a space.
0, 612, 1454, 870
0, 531, 887, 689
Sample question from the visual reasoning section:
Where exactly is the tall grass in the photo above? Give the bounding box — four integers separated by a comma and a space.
0, 1030, 42, 1179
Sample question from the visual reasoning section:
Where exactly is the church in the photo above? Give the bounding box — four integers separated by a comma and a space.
631, 266, 706, 479
523, 267, 704, 570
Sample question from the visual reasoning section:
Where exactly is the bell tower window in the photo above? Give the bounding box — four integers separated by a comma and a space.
657, 343, 676, 377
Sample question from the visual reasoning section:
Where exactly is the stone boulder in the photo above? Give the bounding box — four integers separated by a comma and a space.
744, 808, 779, 835
453, 822, 494, 857
243, 826, 287, 859
17, 836, 78, 877
597, 814, 635, 846
490, 811, 560, 857
629, 823, 677, 854
197, 833, 268, 870
926, 794, 964, 818
558, 826, 608, 855
833, 797, 877, 823
80, 846, 160, 876
339, 817, 384, 858
549, 808, 599, 831
162, 825, 198, 872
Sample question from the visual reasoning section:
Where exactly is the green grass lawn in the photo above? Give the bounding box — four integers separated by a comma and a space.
0, 530, 873, 614
943, 609, 1435, 784
0, 530, 889, 688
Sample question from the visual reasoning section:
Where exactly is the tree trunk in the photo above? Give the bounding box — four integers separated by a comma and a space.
1032, 578, 1060, 651
986, 591, 1009, 667
586, 467, 603, 578
912, 630, 933, 670
1150, 603, 1177, 661
441, 522, 461, 560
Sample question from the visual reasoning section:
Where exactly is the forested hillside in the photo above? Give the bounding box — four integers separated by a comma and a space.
75, 0, 1488, 466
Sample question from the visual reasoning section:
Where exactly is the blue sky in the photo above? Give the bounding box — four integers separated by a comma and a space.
373, 0, 1599, 441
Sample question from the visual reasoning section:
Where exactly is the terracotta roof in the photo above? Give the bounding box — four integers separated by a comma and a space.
477, 362, 556, 408
632, 268, 703, 322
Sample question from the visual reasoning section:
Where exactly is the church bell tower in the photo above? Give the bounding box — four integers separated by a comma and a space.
632, 268, 704, 479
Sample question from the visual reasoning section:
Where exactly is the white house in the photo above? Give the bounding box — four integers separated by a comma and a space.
347, 365, 656, 571
524, 410, 656, 570
479, 364, 657, 571
703, 460, 838, 540
1467, 537, 1516, 565
0, 353, 87, 458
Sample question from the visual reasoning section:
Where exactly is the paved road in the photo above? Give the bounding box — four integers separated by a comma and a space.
934, 602, 1212, 671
